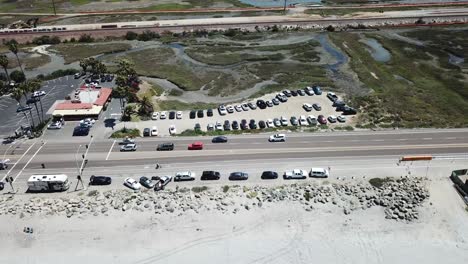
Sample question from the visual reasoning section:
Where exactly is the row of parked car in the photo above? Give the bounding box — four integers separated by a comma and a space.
90, 167, 330, 191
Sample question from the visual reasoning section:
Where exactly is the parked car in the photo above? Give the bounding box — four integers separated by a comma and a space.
274, 118, 281, 127
207, 109, 213, 117
283, 169, 308, 180
266, 119, 274, 128
124, 177, 141, 190
143, 128, 151, 137
212, 136, 228, 143
333, 100, 346, 108
241, 104, 249, 111
73, 126, 89, 136
299, 115, 308, 126
312, 85, 322, 95
305, 86, 315, 95
89, 175, 112, 185
197, 109, 204, 118
312, 103, 321, 111
194, 123, 201, 131
226, 105, 234, 113
229, 172, 249, 181
223, 120, 231, 131
159, 175, 172, 187
169, 125, 177, 135
151, 112, 159, 120
307, 115, 318, 125
157, 142, 174, 151
0, 182, 3, 191
169, 111, 176, 119
188, 141, 203, 150
47, 121, 62, 130
175, 171, 196, 181
291, 90, 298, 96
139, 176, 155, 189
176, 111, 183, 119
258, 120, 266, 129
80, 118, 95, 127
327, 92, 338, 102
119, 137, 135, 145
248, 102, 257, 110
297, 89, 306, 96
120, 143, 137, 152
309, 168, 329, 178
318, 115, 327, 125
342, 107, 357, 115
235, 104, 243, 112
256, 100, 266, 109
32, 91, 46, 97
337, 115, 346, 123
160, 111, 167, 119
207, 123, 214, 131
215, 121, 223, 131
272, 98, 280, 105
240, 119, 248, 130
190, 110, 196, 119
328, 115, 337, 123
151, 126, 158, 136
218, 105, 227, 115
261, 171, 278, 179
290, 116, 299, 126
303, 103, 313, 112
266, 100, 273, 107
269, 134, 286, 142
249, 119, 257, 129
278, 95, 288, 102
201, 171, 220, 180
280, 116, 288, 126
283, 89, 292, 97
232, 121, 239, 130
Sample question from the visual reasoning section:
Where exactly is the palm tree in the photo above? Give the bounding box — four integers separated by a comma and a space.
6, 40, 24, 76
138, 96, 153, 117
113, 85, 129, 112
0, 54, 10, 82
28, 80, 44, 122
19, 81, 42, 124
10, 87, 34, 128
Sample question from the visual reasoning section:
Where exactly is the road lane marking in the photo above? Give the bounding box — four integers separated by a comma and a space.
1, 141, 37, 181
422, 138, 432, 140
445, 137, 456, 140
13, 142, 47, 181
106, 140, 116, 161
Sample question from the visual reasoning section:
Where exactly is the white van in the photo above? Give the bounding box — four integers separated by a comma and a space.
309, 168, 329, 178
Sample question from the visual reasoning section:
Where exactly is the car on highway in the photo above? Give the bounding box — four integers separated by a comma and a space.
226, 105, 234, 113
151, 126, 158, 136
160, 111, 167, 119
266, 119, 274, 128
157, 142, 174, 151
309, 168, 329, 178
223, 120, 231, 131
139, 176, 155, 189
174, 171, 196, 181
119, 137, 135, 145
273, 118, 281, 127
169, 125, 177, 135
232, 121, 239, 130
248, 102, 257, 110
218, 105, 227, 115
318, 115, 327, 125
169, 111, 176, 119
280, 116, 288, 126
188, 141, 203, 150
215, 121, 223, 131
197, 109, 204, 118
47, 121, 62, 130
207, 109, 213, 117
176, 111, 183, 119
337, 115, 346, 123
143, 128, 151, 137
269, 133, 286, 142
272, 98, 280, 105
229, 172, 249, 181
303, 103, 313, 111
89, 175, 112, 185
73, 126, 89, 136
201, 171, 220, 180
124, 177, 141, 190
32, 91, 46, 97
312, 85, 322, 95
120, 143, 137, 152
328, 115, 337, 123
283, 169, 308, 180
299, 115, 308, 126
307, 115, 318, 125
249, 119, 257, 129
190, 110, 196, 119
212, 136, 228, 143
151, 112, 159, 120
261, 171, 278, 180
235, 104, 243, 112
290, 116, 299, 126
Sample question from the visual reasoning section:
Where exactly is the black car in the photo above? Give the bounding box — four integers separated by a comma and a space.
157, 143, 174, 151
197, 110, 204, 118
100, 76, 107, 82
261, 171, 278, 179
249, 119, 257, 129
143, 128, 151, 137
229, 172, 248, 181
207, 109, 213, 117
342, 107, 357, 115
26, 97, 39, 105
297, 89, 306, 96
106, 74, 114, 82
232, 121, 239, 130
291, 90, 298, 96
73, 126, 90, 136
257, 100, 267, 109
240, 119, 248, 130
313, 103, 322, 111
85, 78, 91, 84
313, 85, 322, 95
169, 111, 176, 119
0, 181, 4, 191
290, 116, 299, 126
89, 175, 112, 185
139, 176, 155, 189
258, 120, 266, 129
333, 100, 346, 107
201, 171, 220, 180
212, 136, 228, 143
223, 120, 231, 131
190, 110, 196, 119
248, 102, 257, 110
194, 123, 201, 131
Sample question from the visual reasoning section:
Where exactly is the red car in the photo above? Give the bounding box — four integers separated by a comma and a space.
188, 141, 203, 150
317, 115, 327, 125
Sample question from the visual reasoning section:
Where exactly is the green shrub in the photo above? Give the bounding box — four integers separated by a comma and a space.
369, 177, 392, 188
222, 185, 230, 193
304, 191, 311, 201
110, 128, 140, 138
191, 186, 209, 193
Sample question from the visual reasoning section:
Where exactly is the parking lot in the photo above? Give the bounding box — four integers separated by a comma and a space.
122, 90, 357, 137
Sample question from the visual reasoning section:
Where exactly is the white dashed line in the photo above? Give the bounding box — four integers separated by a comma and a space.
106, 140, 116, 161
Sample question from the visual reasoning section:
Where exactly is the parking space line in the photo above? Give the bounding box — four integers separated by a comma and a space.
106, 140, 116, 161
1, 141, 37, 181
13, 142, 47, 182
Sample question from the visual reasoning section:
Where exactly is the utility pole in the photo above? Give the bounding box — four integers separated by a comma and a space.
283, 0, 287, 13
75, 136, 94, 191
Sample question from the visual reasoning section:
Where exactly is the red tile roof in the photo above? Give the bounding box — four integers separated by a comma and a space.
94, 88, 112, 106
55, 102, 93, 110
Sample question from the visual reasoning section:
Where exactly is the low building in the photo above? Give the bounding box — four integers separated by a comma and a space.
51, 87, 112, 121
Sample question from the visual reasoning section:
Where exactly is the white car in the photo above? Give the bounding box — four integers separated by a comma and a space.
226, 105, 234, 113
151, 126, 158, 136
241, 104, 249, 111
120, 143, 137, 152
280, 116, 288, 126
160, 111, 167, 119
328, 115, 337, 123
207, 123, 214, 131
160, 175, 172, 187
151, 112, 159, 120
80, 118, 95, 127
283, 169, 308, 180
266, 119, 274, 128
299, 115, 308, 126
307, 115, 318, 125
174, 171, 196, 181
47, 121, 62, 130
269, 134, 286, 142
169, 125, 177, 135
303, 103, 313, 112
176, 111, 182, 119
124, 177, 141, 190
235, 105, 243, 112
337, 115, 346, 123
215, 121, 223, 131
218, 105, 227, 115
32, 91, 46, 97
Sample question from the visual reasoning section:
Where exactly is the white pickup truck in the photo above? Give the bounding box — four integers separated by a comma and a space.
283, 169, 308, 180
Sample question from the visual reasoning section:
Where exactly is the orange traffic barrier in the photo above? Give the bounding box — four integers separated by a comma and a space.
400, 156, 433, 161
